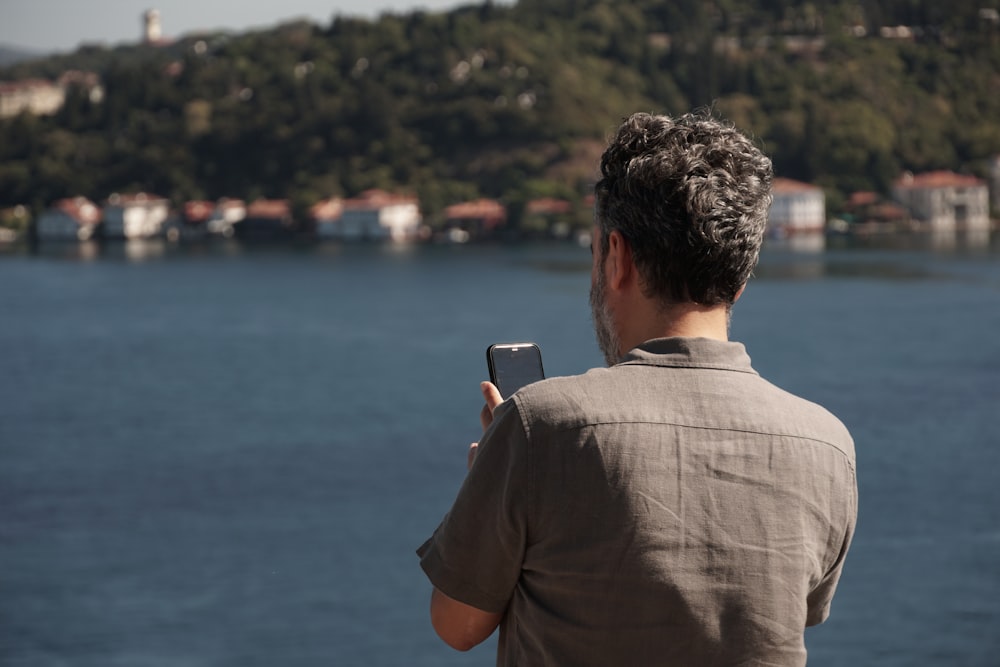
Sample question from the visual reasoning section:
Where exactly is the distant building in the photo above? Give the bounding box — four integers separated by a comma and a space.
0, 79, 64, 117
183, 200, 214, 223
892, 171, 990, 231
879, 25, 915, 40
36, 197, 102, 242
525, 197, 573, 217
144, 9, 162, 44
207, 198, 246, 237
163, 199, 215, 241
103, 192, 170, 239
843, 191, 909, 227
58, 70, 104, 103
768, 178, 826, 238
524, 197, 574, 237
0, 71, 103, 118
337, 190, 421, 242
310, 197, 344, 239
236, 199, 294, 240
443, 198, 506, 242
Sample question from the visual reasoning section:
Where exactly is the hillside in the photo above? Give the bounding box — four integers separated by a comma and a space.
0, 45, 46, 67
1, 0, 998, 224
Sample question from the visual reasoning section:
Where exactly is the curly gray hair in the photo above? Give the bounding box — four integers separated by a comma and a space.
594, 111, 773, 307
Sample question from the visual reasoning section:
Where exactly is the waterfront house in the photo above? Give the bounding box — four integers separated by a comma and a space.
892, 171, 990, 231
443, 199, 506, 242
842, 191, 910, 230
164, 200, 215, 241
102, 192, 170, 239
337, 190, 421, 242
768, 178, 826, 238
207, 198, 246, 237
525, 197, 574, 237
310, 197, 344, 239
235, 199, 294, 240
36, 197, 102, 242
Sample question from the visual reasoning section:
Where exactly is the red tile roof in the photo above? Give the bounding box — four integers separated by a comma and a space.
246, 199, 291, 218
894, 171, 985, 189
51, 197, 101, 225
0, 78, 57, 94
771, 177, 822, 193
444, 198, 506, 220
310, 197, 343, 220
184, 200, 215, 222
526, 197, 573, 215
847, 191, 880, 208
342, 189, 418, 210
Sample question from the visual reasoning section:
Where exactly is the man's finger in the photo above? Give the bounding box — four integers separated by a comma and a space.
481, 381, 503, 410
467, 442, 478, 471
480, 381, 504, 431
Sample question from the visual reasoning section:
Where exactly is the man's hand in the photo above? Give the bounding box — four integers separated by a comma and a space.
468, 381, 504, 471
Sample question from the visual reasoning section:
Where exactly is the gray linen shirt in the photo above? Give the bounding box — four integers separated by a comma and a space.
419, 337, 857, 666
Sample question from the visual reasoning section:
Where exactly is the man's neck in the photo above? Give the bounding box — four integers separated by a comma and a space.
618, 301, 731, 354
658, 303, 731, 340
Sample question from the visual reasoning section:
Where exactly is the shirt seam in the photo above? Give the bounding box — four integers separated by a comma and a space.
548, 418, 854, 459
511, 393, 537, 548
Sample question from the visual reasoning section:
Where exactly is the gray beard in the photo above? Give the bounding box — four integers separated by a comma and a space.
589, 267, 622, 367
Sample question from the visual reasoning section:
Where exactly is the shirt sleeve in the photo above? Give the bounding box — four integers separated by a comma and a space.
416, 397, 533, 614
806, 460, 858, 626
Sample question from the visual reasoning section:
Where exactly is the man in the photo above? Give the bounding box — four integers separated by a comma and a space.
417, 111, 857, 666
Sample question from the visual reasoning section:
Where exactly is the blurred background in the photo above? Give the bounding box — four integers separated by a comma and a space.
2, 1, 999, 665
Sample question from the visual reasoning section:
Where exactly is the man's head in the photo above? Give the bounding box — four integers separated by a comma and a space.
593, 111, 773, 310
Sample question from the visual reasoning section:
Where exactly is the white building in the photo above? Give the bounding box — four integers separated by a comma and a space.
144, 9, 162, 43
0, 72, 103, 118
0, 79, 65, 118
892, 171, 990, 231
335, 190, 421, 242
768, 178, 826, 238
35, 197, 102, 241
103, 192, 170, 239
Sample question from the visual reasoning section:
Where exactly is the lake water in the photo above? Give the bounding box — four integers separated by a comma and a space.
2, 235, 999, 666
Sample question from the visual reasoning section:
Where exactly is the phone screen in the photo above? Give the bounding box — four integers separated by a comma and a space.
487, 343, 545, 399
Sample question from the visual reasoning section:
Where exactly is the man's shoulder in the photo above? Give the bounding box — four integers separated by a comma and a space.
512, 362, 855, 463
757, 379, 855, 460
515, 367, 618, 407
509, 366, 641, 430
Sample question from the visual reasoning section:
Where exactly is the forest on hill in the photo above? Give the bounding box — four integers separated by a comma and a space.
1, 0, 998, 227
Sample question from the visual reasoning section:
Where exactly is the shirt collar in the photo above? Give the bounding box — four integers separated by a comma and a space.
618, 337, 757, 375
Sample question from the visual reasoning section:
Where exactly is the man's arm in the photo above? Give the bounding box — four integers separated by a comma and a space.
429, 587, 504, 651
423, 381, 511, 650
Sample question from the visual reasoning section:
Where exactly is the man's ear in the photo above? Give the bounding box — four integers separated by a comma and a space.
733, 284, 746, 303
606, 230, 633, 291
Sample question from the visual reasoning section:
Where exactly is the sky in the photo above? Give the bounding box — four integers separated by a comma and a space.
0, 0, 493, 54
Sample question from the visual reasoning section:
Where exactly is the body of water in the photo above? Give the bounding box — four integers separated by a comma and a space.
2, 236, 999, 665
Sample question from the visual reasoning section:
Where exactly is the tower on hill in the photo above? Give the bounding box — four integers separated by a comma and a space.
143, 9, 162, 44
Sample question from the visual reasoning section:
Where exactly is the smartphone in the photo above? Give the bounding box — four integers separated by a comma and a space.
487, 343, 545, 400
